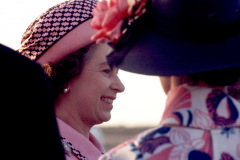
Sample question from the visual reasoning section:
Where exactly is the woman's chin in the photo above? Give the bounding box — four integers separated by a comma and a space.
101, 113, 112, 123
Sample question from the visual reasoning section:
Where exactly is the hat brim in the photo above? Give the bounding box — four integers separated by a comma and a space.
108, 27, 240, 76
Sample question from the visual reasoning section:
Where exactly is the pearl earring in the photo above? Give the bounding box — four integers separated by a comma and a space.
63, 87, 70, 93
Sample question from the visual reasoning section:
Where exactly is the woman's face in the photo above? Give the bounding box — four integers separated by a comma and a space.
65, 44, 125, 126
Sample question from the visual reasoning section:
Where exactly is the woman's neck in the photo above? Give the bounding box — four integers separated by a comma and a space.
56, 113, 91, 139
55, 95, 92, 139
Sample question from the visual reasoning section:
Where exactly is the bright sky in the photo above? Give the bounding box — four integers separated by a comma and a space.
0, 0, 167, 127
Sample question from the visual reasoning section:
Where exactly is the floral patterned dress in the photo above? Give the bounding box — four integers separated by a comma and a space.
99, 85, 240, 160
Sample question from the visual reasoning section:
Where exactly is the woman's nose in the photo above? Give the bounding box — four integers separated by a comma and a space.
111, 74, 125, 93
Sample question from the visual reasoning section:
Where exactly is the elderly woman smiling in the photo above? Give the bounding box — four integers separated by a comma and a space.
19, 0, 125, 159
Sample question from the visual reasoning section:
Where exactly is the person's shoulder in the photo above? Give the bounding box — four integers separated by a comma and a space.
99, 126, 171, 160
0, 44, 31, 64
0, 44, 42, 74
99, 126, 214, 160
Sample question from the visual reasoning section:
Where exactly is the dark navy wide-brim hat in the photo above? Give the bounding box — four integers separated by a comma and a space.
106, 0, 240, 76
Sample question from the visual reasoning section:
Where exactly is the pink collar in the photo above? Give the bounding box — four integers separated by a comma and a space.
57, 118, 105, 159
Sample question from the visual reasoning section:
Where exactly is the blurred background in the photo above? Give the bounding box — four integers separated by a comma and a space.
0, 0, 167, 151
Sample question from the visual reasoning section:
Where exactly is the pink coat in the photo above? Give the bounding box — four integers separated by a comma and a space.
57, 118, 105, 160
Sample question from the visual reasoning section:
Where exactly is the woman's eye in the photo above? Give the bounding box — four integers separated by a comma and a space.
103, 69, 111, 74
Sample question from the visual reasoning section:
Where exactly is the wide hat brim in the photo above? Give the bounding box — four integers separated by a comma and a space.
112, 28, 240, 76
107, 0, 240, 76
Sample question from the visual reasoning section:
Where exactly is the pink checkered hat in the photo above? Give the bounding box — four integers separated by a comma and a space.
19, 0, 97, 64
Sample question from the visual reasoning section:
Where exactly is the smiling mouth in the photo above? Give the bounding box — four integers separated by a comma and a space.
101, 97, 114, 104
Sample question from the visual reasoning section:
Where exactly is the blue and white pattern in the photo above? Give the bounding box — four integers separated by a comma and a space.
99, 85, 240, 160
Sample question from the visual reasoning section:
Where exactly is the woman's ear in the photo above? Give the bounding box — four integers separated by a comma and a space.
159, 76, 171, 94
159, 76, 189, 94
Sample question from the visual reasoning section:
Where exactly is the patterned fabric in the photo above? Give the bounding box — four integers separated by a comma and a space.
99, 85, 240, 160
61, 137, 87, 160
19, 0, 97, 61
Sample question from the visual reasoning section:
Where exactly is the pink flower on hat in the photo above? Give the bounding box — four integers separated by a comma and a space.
91, 0, 147, 44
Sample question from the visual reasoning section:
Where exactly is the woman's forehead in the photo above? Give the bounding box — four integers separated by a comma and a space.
84, 44, 111, 69
90, 44, 111, 61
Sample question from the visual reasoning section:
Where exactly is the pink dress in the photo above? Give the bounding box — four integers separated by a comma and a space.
99, 85, 240, 160
57, 118, 105, 160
